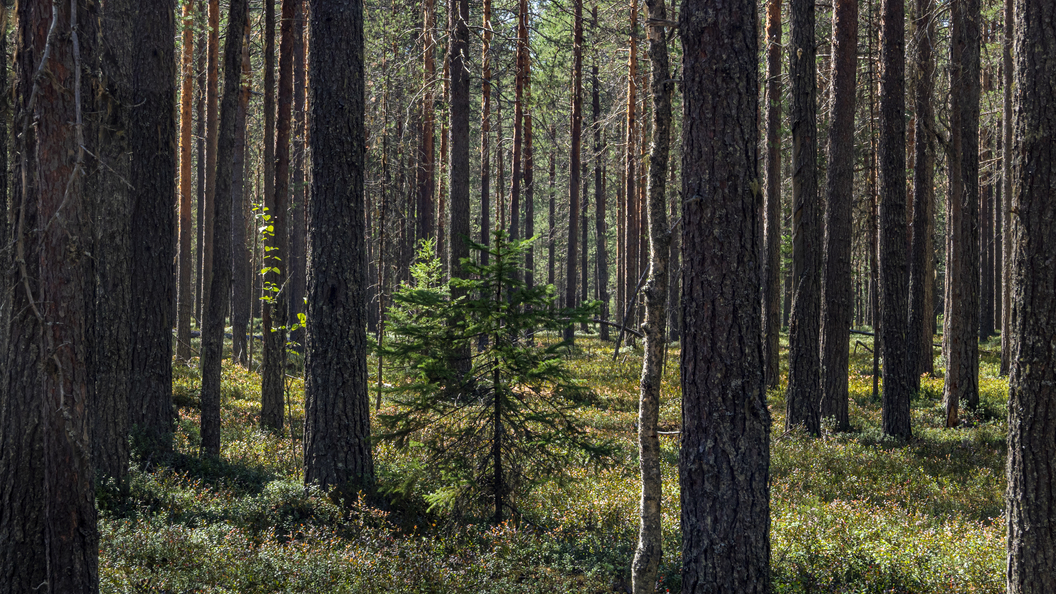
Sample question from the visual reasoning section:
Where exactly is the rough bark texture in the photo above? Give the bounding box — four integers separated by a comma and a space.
592, 8, 609, 340
785, 0, 821, 435
622, 0, 637, 344
819, 0, 857, 431
509, 0, 526, 248
203, 0, 219, 320
0, 0, 99, 589
878, 0, 911, 438
200, 0, 248, 458
448, 0, 469, 281
762, 0, 782, 390
417, 0, 436, 246
524, 110, 535, 289
1006, 0, 1056, 587
632, 1, 671, 590
288, 0, 307, 353
908, 0, 936, 381
177, 1, 195, 361
942, 0, 981, 426
480, 0, 492, 267
195, 14, 206, 324
999, 0, 1012, 375
231, 16, 251, 368
679, 0, 770, 589
304, 0, 375, 498
564, 0, 583, 343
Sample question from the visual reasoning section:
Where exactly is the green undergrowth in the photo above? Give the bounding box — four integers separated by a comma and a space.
100, 332, 1008, 593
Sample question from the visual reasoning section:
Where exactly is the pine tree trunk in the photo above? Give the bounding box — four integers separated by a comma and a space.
195, 9, 207, 325
592, 8, 610, 340
679, 0, 770, 587
785, 0, 821, 435
1, 1, 99, 588
177, 1, 195, 361
288, 0, 307, 353
762, 0, 782, 390
203, 0, 219, 321
565, 0, 583, 343
878, 0, 911, 438
999, 0, 1013, 375
819, 0, 857, 432
909, 0, 937, 380
200, 0, 248, 458
418, 0, 437, 247
231, 16, 252, 368
304, 0, 375, 497
943, 0, 981, 426
480, 0, 492, 265
525, 111, 535, 290
1006, 2, 1056, 588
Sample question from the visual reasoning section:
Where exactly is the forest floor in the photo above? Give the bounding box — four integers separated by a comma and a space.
99, 331, 1008, 593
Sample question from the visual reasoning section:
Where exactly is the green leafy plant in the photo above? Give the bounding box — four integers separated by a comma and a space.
379, 233, 611, 523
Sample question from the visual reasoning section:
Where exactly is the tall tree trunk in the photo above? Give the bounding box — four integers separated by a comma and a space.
418, 0, 437, 247
525, 110, 535, 289
200, 0, 248, 458
447, 0, 471, 381
177, 1, 195, 361
262, 0, 299, 431
231, 16, 252, 368
1, 0, 99, 588
509, 0, 527, 248
762, 0, 782, 390
288, 0, 307, 353
304, 0, 374, 497
943, 0, 981, 426
195, 8, 206, 325
622, 0, 638, 346
203, 0, 219, 321
480, 0, 492, 265
679, 0, 770, 587
999, 0, 1013, 375
785, 0, 821, 435
548, 127, 556, 288
632, 1, 671, 590
979, 130, 995, 340
878, 0, 911, 438
909, 0, 936, 380
1005, 1, 1056, 588
593, 6, 610, 340
565, 0, 583, 343
819, 0, 857, 432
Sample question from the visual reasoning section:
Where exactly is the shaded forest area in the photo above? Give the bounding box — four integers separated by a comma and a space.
1, 0, 1055, 591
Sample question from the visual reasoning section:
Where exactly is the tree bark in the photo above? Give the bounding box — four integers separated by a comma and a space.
202, 0, 219, 321
878, 0, 911, 439
819, 0, 857, 432
304, 0, 375, 497
1, 0, 99, 589
1006, 0, 1056, 587
679, 0, 770, 588
231, 16, 252, 368
632, 0, 671, 589
288, 0, 308, 352
177, 1, 195, 361
417, 0, 437, 247
999, 0, 1013, 375
943, 0, 981, 426
622, 0, 638, 344
592, 7, 610, 340
200, 0, 248, 458
480, 0, 492, 265
762, 0, 782, 390
565, 0, 583, 343
908, 0, 937, 381
785, 0, 821, 435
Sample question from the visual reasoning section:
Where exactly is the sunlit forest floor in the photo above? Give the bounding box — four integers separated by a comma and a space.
99, 330, 1008, 593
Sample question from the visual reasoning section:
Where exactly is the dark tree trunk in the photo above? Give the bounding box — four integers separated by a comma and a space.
200, 0, 248, 458
679, 0, 770, 588
548, 130, 556, 288
565, 0, 583, 343
592, 8, 609, 340
632, 0, 671, 589
1006, 1, 1056, 587
999, 0, 1013, 375
202, 0, 219, 322
127, 0, 178, 456
525, 110, 535, 289
195, 12, 207, 325
979, 134, 995, 340
622, 0, 638, 343
509, 0, 527, 249
762, 0, 782, 390
231, 16, 252, 368
1, 0, 99, 589
480, 0, 492, 265
908, 0, 937, 381
177, 0, 195, 361
418, 0, 437, 247
288, 0, 307, 353
819, 0, 857, 432
943, 0, 981, 426
304, 0, 375, 497
448, 0, 471, 381
785, 0, 821, 435
878, 0, 911, 438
